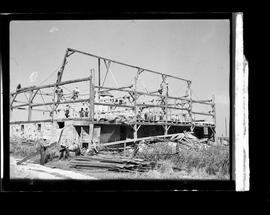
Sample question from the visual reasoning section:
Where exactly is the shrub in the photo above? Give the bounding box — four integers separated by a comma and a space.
135, 141, 230, 177
10, 140, 41, 158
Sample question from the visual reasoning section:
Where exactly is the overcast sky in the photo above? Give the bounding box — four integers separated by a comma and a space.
10, 19, 230, 136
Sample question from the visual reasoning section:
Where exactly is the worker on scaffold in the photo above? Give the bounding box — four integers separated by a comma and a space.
158, 76, 168, 120
65, 104, 70, 118
71, 87, 80, 100
55, 86, 63, 102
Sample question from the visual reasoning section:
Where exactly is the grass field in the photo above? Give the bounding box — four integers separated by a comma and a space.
10, 138, 230, 180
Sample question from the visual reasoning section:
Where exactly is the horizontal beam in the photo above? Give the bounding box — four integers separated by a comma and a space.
136, 103, 189, 111
13, 100, 28, 104
100, 85, 133, 93
95, 86, 190, 102
17, 107, 51, 112
192, 100, 214, 106
11, 77, 91, 96
11, 98, 90, 109
12, 99, 190, 111
68, 48, 191, 83
10, 117, 213, 127
101, 132, 191, 147
192, 111, 214, 116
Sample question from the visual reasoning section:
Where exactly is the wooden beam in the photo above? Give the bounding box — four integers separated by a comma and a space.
11, 76, 91, 96
12, 99, 190, 111
192, 100, 214, 106
100, 85, 133, 93
89, 69, 95, 147
98, 58, 101, 100
28, 90, 33, 121
95, 85, 191, 102
212, 95, 216, 125
67, 48, 191, 83
30, 89, 40, 103
12, 98, 90, 109
17, 107, 50, 112
10, 92, 18, 107
192, 111, 214, 117
187, 81, 192, 122
12, 100, 29, 104
102, 59, 111, 87
101, 132, 187, 147
56, 49, 69, 84
134, 70, 140, 122
10, 117, 216, 127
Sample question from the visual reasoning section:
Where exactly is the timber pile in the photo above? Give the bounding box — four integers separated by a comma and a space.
69, 155, 157, 172
131, 132, 210, 157
168, 132, 209, 150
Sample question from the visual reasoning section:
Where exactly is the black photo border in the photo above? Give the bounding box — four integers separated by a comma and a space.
1, 12, 235, 192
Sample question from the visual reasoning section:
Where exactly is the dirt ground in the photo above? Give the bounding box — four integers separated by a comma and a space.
43, 156, 226, 180
10, 156, 97, 180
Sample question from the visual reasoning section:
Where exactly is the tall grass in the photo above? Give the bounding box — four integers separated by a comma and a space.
10, 140, 40, 158
135, 142, 230, 178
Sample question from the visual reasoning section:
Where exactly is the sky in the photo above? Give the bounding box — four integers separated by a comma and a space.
10, 20, 230, 136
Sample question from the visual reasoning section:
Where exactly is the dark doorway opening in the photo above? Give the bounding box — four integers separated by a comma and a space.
57, 121, 65, 128
37, 123, 41, 131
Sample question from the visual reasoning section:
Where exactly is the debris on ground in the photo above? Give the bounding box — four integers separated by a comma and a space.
69, 154, 157, 172
68, 131, 213, 173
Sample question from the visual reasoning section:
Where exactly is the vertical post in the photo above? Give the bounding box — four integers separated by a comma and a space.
187, 81, 192, 123
212, 95, 216, 125
56, 49, 69, 84
133, 124, 137, 140
124, 141, 126, 157
160, 74, 168, 123
28, 90, 33, 121
80, 127, 83, 148
134, 71, 139, 121
52, 87, 56, 121
164, 125, 168, 135
133, 70, 139, 140
211, 95, 216, 142
98, 58, 101, 100
88, 69, 95, 149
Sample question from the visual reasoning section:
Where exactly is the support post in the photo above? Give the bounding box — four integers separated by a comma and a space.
134, 69, 142, 121
56, 49, 69, 84
88, 69, 95, 149
212, 95, 216, 126
98, 58, 101, 100
133, 124, 141, 140
164, 75, 168, 122
133, 124, 138, 140
52, 87, 56, 121
27, 90, 33, 121
102, 59, 111, 87
124, 141, 126, 157
163, 125, 171, 135
187, 81, 192, 122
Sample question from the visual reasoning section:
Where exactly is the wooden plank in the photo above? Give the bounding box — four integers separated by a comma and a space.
11, 76, 91, 96
68, 48, 191, 83
27, 90, 33, 121
88, 70, 95, 148
191, 111, 214, 117
101, 132, 187, 147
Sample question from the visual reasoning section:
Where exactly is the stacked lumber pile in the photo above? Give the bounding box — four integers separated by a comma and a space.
132, 132, 210, 156
69, 155, 157, 172
168, 132, 210, 150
